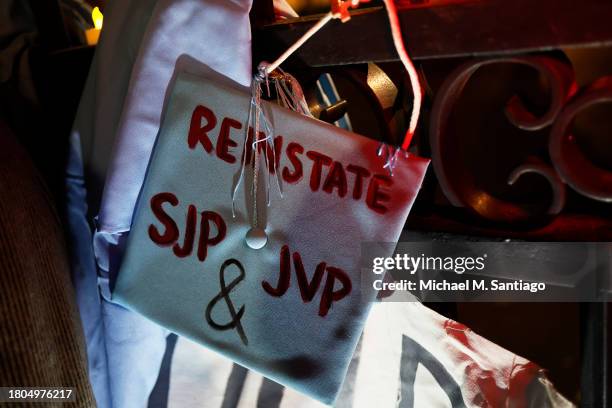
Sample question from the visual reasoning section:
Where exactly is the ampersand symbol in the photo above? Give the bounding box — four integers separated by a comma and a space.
205, 259, 249, 346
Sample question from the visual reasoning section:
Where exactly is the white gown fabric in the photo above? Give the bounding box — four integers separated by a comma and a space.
68, 1, 162, 406
68, 0, 253, 406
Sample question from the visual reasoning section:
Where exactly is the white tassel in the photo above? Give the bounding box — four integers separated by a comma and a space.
232, 64, 312, 233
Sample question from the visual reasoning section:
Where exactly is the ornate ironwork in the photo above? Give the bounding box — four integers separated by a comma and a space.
429, 56, 575, 222
550, 76, 612, 202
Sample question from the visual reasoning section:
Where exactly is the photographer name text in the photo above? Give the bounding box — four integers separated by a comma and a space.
373, 279, 546, 293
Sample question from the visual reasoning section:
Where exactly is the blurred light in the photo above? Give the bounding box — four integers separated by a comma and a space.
92, 7, 103, 30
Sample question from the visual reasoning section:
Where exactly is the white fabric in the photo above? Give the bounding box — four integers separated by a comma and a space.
69, 0, 253, 406
68, 0, 162, 406
97, 0, 253, 234
167, 302, 574, 407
